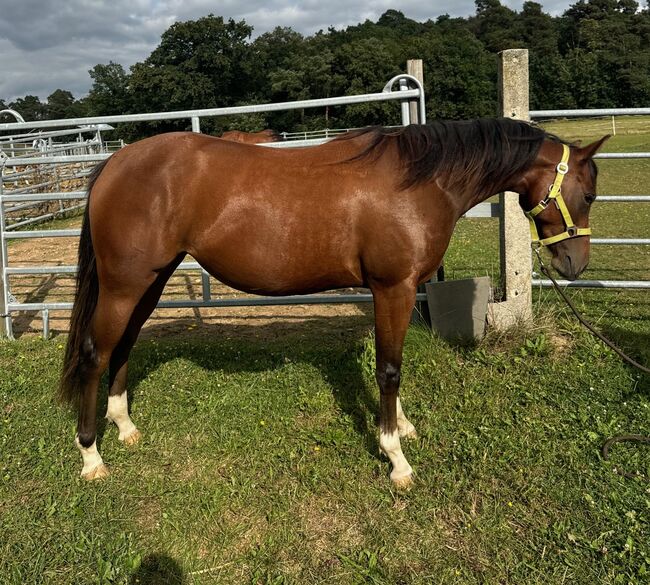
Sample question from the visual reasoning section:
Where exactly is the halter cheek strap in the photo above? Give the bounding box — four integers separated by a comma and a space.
524, 144, 592, 247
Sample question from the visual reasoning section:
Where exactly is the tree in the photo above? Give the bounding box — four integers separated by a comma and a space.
129, 15, 254, 114
331, 38, 402, 127
376, 9, 426, 35
406, 27, 497, 119
471, 0, 524, 52
9, 95, 45, 121
519, 2, 574, 109
77, 0, 650, 137
46, 89, 82, 119
559, 0, 649, 107
250, 26, 306, 97
84, 62, 130, 116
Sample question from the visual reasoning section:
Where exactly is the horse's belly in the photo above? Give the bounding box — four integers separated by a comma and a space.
191, 249, 363, 296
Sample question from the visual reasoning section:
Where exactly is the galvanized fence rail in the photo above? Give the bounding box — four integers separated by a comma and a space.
0, 124, 117, 232
529, 107, 650, 290
0, 74, 430, 338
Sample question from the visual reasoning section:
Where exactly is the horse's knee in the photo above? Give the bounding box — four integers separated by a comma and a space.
376, 363, 401, 391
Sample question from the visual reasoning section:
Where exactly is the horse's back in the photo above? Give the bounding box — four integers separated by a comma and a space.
87, 132, 380, 293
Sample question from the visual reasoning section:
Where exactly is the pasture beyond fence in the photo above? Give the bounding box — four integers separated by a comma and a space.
0, 50, 648, 340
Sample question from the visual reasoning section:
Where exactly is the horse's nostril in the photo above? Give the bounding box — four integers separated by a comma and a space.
566, 255, 576, 277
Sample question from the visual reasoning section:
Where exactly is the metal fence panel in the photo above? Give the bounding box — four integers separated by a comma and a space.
0, 74, 426, 338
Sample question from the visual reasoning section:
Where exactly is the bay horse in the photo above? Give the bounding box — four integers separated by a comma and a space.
60, 118, 608, 488
220, 129, 280, 144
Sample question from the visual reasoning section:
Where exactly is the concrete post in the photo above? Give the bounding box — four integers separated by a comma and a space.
488, 49, 533, 328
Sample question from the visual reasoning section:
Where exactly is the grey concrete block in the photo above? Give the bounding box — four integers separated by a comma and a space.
425, 277, 491, 343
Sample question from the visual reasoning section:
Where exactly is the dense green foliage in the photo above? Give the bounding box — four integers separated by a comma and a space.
2, 1, 649, 136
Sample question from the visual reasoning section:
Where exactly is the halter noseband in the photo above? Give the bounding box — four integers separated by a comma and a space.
524, 143, 591, 247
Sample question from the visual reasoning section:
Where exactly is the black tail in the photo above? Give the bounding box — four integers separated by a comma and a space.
58, 159, 109, 404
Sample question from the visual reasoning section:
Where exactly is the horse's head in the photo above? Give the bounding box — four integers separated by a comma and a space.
519, 136, 609, 280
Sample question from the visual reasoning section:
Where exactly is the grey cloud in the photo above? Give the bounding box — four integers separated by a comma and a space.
0, 1, 167, 50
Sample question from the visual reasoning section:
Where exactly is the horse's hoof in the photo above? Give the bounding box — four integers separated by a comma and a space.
121, 428, 142, 446
391, 473, 414, 491
81, 463, 110, 481
399, 428, 418, 440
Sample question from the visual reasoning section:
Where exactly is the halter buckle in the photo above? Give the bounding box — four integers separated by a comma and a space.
556, 161, 569, 175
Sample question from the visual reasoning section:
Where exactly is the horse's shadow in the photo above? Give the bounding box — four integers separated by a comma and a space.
600, 324, 650, 397
96, 310, 381, 456
129, 553, 185, 585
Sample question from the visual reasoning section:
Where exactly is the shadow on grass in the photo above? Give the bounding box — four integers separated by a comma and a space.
130, 553, 185, 585
98, 310, 382, 456
600, 324, 650, 396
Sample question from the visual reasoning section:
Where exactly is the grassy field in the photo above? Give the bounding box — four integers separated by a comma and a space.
1, 117, 649, 584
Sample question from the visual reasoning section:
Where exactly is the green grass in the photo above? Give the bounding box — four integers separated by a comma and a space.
1, 323, 649, 585
1, 116, 649, 584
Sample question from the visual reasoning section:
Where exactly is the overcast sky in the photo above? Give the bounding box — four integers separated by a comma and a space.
0, 0, 573, 102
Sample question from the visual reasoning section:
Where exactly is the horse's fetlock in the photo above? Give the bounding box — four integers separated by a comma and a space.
77, 430, 95, 448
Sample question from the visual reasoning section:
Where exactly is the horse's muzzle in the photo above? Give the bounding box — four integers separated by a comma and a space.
551, 253, 586, 281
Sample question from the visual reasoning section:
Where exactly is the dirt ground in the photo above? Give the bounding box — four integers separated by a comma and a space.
5, 217, 375, 341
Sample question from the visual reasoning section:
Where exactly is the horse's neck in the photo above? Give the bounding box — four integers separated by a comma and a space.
455, 176, 520, 218
455, 148, 536, 217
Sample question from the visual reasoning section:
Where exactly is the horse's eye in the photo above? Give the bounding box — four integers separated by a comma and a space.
585, 193, 597, 204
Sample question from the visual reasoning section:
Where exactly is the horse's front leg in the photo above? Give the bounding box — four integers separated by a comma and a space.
370, 280, 417, 489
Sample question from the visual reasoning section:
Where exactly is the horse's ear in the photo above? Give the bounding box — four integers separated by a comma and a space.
578, 135, 611, 160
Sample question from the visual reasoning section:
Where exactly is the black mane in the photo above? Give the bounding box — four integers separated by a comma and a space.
342, 118, 565, 192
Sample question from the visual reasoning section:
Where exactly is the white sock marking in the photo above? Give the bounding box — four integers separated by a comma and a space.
396, 396, 416, 437
75, 437, 105, 476
380, 428, 413, 482
106, 392, 138, 441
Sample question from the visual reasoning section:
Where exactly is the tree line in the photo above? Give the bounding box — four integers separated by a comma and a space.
2, 0, 649, 138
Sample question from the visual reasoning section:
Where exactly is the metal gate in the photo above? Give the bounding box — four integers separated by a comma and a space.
0, 74, 431, 338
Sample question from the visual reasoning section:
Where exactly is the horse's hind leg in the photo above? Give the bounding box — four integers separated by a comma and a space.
76, 256, 181, 479
370, 280, 417, 489
76, 288, 151, 479
105, 255, 184, 445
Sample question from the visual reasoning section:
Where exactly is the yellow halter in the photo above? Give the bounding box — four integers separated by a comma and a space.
524, 144, 592, 247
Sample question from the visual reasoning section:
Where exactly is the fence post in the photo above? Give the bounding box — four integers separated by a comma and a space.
489, 49, 533, 328
0, 245, 5, 339
406, 59, 423, 125
0, 172, 7, 338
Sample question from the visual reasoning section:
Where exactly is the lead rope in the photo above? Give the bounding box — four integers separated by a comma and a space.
534, 248, 650, 480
